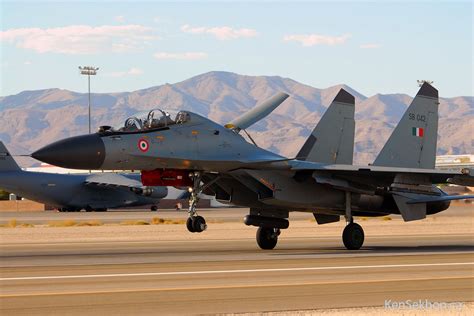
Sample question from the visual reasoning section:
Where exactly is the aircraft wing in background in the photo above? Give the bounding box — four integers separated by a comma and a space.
84, 173, 144, 189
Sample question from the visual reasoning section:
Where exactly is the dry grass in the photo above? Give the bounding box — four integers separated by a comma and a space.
0, 219, 104, 228
75, 220, 103, 227
382, 216, 392, 221
48, 220, 77, 227
18, 223, 35, 228
151, 217, 187, 225
120, 220, 150, 226
0, 219, 35, 228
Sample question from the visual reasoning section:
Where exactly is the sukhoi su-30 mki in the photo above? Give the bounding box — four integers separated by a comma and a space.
32, 83, 474, 250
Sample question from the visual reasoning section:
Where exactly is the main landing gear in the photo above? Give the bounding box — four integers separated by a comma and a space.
186, 171, 207, 233
342, 192, 365, 250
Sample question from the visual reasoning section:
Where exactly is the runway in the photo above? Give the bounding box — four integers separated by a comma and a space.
1, 230, 473, 315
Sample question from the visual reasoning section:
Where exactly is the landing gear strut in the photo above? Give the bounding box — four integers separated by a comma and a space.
186, 171, 207, 233
256, 227, 280, 250
342, 191, 364, 250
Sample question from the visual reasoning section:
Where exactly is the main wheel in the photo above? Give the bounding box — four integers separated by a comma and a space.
342, 223, 364, 250
256, 227, 278, 250
192, 216, 207, 233
150, 205, 158, 212
186, 217, 196, 233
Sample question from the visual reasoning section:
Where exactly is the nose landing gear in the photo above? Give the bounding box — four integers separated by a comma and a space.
186, 171, 207, 233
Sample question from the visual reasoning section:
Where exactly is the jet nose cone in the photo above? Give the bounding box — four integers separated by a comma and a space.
32, 134, 105, 169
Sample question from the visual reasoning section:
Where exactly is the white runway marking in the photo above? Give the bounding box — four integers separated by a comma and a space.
1, 262, 473, 281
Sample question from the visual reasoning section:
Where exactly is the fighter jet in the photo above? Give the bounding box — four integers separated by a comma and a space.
32, 84, 474, 249
0, 142, 168, 212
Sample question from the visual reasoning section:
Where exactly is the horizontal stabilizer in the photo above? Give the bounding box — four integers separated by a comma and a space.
406, 194, 474, 204
226, 92, 289, 131
392, 193, 426, 221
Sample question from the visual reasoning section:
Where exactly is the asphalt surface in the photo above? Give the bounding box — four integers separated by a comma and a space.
1, 230, 473, 315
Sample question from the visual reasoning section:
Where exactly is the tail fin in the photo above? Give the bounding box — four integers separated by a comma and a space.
0, 142, 21, 171
296, 89, 355, 164
373, 82, 438, 169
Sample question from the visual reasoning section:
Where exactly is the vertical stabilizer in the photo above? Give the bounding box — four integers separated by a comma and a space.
373, 83, 439, 169
297, 89, 355, 164
0, 142, 21, 171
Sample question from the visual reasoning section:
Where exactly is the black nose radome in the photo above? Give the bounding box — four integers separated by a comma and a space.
32, 134, 105, 169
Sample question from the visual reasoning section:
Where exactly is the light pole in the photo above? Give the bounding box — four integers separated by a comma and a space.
79, 66, 99, 134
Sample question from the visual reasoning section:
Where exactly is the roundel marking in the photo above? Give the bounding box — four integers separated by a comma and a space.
138, 139, 150, 152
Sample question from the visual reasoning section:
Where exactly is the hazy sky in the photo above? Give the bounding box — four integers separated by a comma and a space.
1, 1, 472, 97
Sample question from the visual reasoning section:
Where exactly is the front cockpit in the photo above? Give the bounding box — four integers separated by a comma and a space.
102, 109, 192, 133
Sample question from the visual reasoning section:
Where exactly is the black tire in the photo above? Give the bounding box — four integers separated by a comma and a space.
342, 223, 365, 250
192, 216, 207, 233
150, 205, 158, 212
186, 217, 196, 233
256, 227, 278, 250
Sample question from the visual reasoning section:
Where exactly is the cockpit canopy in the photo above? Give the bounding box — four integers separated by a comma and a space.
113, 109, 191, 132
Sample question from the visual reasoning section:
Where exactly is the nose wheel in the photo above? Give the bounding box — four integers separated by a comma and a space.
186, 216, 207, 233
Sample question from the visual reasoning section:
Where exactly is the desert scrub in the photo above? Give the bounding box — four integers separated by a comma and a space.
76, 220, 103, 226
120, 220, 150, 225
48, 220, 77, 227
151, 217, 186, 225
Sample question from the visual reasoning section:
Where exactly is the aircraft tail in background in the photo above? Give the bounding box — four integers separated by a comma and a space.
0, 142, 21, 172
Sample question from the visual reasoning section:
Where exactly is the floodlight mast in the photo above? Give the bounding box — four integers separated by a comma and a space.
79, 66, 99, 134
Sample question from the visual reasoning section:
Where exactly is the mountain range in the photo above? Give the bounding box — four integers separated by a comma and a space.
0, 71, 472, 167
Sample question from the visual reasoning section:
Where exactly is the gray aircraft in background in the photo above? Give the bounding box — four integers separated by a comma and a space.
32, 83, 474, 249
0, 142, 168, 212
